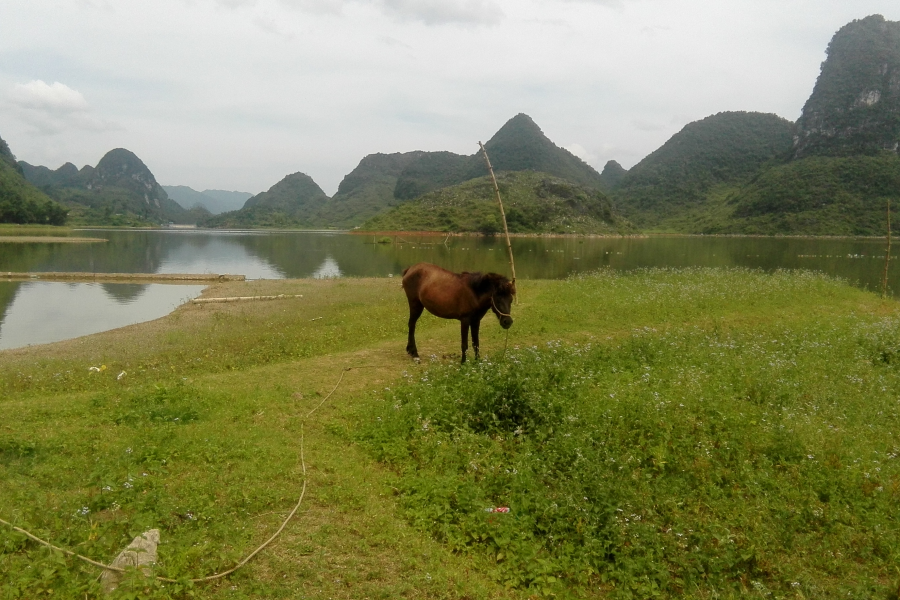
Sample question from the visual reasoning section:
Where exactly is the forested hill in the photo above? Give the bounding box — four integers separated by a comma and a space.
391, 113, 604, 202
609, 112, 796, 228
203, 172, 329, 228
361, 171, 634, 235
19, 148, 190, 226
0, 134, 68, 225
603, 14, 900, 236
793, 14, 900, 159
314, 151, 426, 228
719, 15, 900, 236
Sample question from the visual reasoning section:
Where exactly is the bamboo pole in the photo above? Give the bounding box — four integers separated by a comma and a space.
478, 142, 517, 297
882, 199, 892, 298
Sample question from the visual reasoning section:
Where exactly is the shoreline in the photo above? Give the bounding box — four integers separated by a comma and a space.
350, 229, 893, 241
2, 224, 892, 241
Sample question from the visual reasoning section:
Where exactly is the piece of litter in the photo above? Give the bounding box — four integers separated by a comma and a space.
117, 371, 126, 380
484, 507, 510, 513
89, 366, 101, 372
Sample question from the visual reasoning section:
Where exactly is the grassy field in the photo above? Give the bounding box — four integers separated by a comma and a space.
1, 269, 899, 598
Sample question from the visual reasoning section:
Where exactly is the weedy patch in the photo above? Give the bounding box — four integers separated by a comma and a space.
358, 319, 900, 598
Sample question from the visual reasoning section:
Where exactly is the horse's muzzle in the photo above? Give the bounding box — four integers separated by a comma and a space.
500, 316, 513, 329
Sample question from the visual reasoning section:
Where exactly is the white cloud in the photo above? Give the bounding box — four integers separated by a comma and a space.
207, 0, 501, 24
10, 80, 89, 113
212, 0, 345, 13
557, 0, 623, 6
8, 80, 119, 135
377, 0, 503, 25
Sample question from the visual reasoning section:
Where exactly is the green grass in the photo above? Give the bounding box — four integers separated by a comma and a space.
1, 270, 898, 598
357, 269, 900, 597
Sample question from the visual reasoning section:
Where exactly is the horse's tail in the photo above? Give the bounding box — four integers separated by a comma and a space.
402, 266, 411, 277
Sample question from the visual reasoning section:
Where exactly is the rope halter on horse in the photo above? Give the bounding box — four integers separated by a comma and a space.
491, 294, 512, 318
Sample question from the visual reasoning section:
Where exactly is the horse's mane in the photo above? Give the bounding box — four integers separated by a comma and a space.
464, 271, 511, 296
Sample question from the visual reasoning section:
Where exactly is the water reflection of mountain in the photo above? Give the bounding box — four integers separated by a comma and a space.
0, 232, 168, 275
367, 236, 622, 280
1, 231, 896, 295
232, 233, 629, 280
100, 283, 148, 303
0, 282, 22, 335
233, 233, 399, 278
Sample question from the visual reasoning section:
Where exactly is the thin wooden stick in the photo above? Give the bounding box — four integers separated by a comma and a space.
883, 199, 892, 298
478, 142, 517, 297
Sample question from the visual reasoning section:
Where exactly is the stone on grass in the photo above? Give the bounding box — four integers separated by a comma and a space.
100, 529, 160, 594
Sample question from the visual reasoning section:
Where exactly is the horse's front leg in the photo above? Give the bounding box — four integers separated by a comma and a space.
406, 301, 424, 358
460, 319, 470, 363
471, 317, 481, 361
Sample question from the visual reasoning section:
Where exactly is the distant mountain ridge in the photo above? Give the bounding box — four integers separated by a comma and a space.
205, 113, 609, 230
310, 113, 606, 229
20, 149, 190, 226
163, 186, 253, 214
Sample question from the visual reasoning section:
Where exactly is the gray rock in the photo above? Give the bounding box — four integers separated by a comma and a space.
100, 529, 160, 594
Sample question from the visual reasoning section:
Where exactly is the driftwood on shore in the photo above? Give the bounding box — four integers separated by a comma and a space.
191, 294, 304, 304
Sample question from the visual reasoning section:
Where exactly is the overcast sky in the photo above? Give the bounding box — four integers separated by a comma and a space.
2, 1, 898, 196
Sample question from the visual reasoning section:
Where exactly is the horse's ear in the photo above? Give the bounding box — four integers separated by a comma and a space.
506, 280, 517, 295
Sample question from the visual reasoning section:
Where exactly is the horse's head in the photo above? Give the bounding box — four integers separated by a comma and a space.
490, 279, 515, 330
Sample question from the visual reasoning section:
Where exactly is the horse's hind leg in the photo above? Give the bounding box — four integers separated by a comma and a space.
406, 300, 424, 358
460, 319, 470, 364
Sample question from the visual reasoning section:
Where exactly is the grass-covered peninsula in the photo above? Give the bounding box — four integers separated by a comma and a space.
1, 269, 899, 598
360, 171, 634, 235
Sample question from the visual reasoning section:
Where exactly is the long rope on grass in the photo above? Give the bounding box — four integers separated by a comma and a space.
479, 142, 517, 300
0, 365, 386, 585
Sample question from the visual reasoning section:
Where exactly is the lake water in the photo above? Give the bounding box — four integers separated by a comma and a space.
1, 229, 896, 349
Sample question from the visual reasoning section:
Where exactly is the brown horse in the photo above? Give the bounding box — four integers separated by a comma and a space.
402, 262, 515, 363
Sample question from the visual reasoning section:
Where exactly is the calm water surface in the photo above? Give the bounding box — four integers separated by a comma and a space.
1, 230, 896, 349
